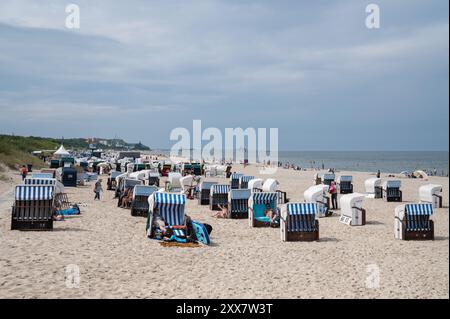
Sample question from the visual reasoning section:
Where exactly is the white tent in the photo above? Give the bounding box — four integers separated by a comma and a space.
54, 144, 70, 157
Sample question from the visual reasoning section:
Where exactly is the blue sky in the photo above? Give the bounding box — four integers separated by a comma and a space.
0, 0, 448, 150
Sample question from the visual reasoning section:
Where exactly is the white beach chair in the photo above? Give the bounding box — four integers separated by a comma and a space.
339, 193, 366, 226
419, 184, 443, 208
394, 203, 434, 240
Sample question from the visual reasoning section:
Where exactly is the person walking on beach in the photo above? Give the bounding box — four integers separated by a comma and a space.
94, 179, 103, 200
329, 181, 338, 210
376, 170, 381, 178
19, 165, 28, 181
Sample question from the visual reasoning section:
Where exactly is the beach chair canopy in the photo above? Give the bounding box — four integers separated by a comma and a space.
248, 178, 264, 190
199, 181, 217, 191
210, 184, 230, 195
382, 180, 401, 189
31, 173, 53, 179
149, 172, 160, 178
229, 173, 243, 181
262, 178, 279, 192
364, 177, 382, 193
24, 177, 56, 185
340, 193, 365, 215
304, 185, 329, 203
133, 185, 158, 198
339, 175, 353, 182
249, 192, 278, 205
419, 184, 443, 203
124, 179, 143, 188
239, 175, 254, 183
168, 172, 182, 187
322, 173, 335, 181
15, 185, 55, 201
228, 189, 251, 200
148, 192, 186, 226
282, 202, 317, 232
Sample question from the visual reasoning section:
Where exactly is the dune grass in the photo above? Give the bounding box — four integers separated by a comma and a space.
0, 135, 58, 170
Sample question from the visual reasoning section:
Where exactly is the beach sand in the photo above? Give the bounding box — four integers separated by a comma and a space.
0, 165, 448, 299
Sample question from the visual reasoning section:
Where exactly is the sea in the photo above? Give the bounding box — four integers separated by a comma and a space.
152, 150, 449, 176
277, 151, 449, 176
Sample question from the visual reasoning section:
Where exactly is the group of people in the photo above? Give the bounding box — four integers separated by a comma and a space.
213, 203, 280, 226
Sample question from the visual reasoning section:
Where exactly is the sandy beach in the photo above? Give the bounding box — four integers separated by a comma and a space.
0, 164, 448, 299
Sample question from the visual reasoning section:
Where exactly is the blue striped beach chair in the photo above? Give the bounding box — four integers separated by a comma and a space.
230, 173, 243, 189
382, 180, 402, 202
281, 202, 319, 241
248, 192, 278, 227
198, 181, 217, 205
209, 184, 231, 211
11, 185, 55, 230
321, 173, 335, 186
338, 175, 353, 194
239, 175, 254, 189
228, 189, 251, 219
146, 192, 187, 239
395, 203, 434, 240
131, 185, 158, 217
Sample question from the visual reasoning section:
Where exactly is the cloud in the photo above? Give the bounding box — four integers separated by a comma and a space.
0, 0, 448, 150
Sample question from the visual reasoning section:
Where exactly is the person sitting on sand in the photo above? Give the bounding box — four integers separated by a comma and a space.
121, 188, 133, 208
214, 204, 229, 218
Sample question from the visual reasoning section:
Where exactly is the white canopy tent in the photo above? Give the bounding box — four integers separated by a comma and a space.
54, 145, 70, 158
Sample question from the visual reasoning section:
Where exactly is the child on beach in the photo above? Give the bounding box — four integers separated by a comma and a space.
19, 165, 28, 181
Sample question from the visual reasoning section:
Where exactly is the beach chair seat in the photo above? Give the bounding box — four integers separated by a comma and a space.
382, 180, 402, 202
338, 175, 353, 194
339, 193, 366, 226
281, 202, 319, 241
228, 189, 251, 219
248, 192, 278, 227
11, 185, 55, 231
198, 181, 217, 205
230, 173, 243, 189
209, 184, 230, 210
395, 203, 434, 240
419, 184, 443, 208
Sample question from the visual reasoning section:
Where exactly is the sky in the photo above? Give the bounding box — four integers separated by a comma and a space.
0, 0, 448, 151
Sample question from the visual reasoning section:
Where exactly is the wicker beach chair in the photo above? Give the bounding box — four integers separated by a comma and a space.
321, 173, 335, 186
146, 192, 187, 239
303, 185, 330, 217
395, 203, 434, 240
131, 185, 158, 217
339, 193, 366, 226
338, 175, 353, 194
365, 177, 382, 198
248, 192, 278, 227
230, 173, 243, 189
11, 185, 55, 230
198, 181, 217, 205
209, 184, 231, 211
239, 175, 254, 189
107, 171, 121, 190
382, 180, 402, 202
280, 202, 319, 241
419, 184, 443, 208
228, 189, 251, 219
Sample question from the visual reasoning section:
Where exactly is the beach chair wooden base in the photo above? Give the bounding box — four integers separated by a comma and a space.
229, 212, 248, 219
252, 220, 272, 227
402, 222, 434, 240
131, 208, 148, 217
286, 230, 319, 242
